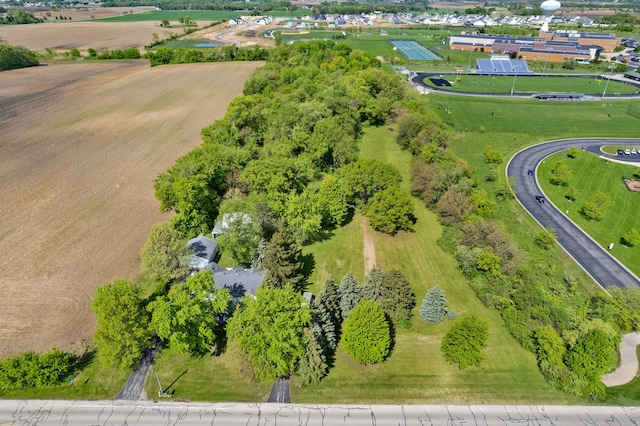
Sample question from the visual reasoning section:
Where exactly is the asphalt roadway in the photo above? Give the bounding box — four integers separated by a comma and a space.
267, 378, 291, 403
507, 138, 640, 290
2, 400, 640, 425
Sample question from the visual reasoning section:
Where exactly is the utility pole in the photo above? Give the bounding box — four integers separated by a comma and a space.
153, 368, 170, 398
601, 64, 616, 99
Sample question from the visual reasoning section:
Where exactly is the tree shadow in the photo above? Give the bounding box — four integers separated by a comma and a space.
300, 253, 316, 283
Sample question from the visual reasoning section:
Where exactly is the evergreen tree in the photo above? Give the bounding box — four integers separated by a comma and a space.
420, 285, 448, 324
296, 330, 328, 387
339, 272, 361, 318
361, 268, 385, 302
311, 304, 337, 354
380, 269, 416, 327
318, 276, 341, 325
261, 225, 306, 291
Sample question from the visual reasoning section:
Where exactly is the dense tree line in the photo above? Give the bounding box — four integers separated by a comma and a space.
0, 9, 42, 24
0, 348, 75, 390
154, 40, 414, 242
0, 41, 39, 71
146, 45, 269, 66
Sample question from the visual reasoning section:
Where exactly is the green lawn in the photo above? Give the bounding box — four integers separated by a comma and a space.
427, 95, 640, 139
422, 75, 639, 96
538, 150, 640, 278
293, 126, 577, 404
144, 348, 272, 402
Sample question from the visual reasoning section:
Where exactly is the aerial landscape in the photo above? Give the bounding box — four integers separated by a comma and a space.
1, 0, 640, 422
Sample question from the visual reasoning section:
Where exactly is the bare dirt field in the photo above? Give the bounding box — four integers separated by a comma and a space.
0, 21, 178, 52
0, 60, 262, 358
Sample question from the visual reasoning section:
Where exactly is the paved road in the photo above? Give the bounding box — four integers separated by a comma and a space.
267, 378, 291, 403
115, 338, 160, 401
2, 400, 640, 425
507, 138, 640, 290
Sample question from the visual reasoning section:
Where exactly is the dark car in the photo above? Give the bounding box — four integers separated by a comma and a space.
527, 169, 534, 176
618, 149, 626, 155
535, 195, 545, 203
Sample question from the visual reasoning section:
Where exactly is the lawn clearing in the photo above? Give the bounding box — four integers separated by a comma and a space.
94, 10, 242, 22
0, 61, 261, 358
421, 75, 639, 95
427, 94, 640, 139
538, 150, 640, 278
145, 348, 272, 402
293, 126, 575, 404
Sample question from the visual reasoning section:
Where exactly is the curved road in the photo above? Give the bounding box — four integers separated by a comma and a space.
507, 138, 640, 290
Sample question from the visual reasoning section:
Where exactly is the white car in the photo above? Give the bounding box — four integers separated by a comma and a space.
625, 149, 632, 155
632, 148, 638, 155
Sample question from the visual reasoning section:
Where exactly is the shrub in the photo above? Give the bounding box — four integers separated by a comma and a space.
441, 315, 489, 369
420, 285, 448, 324
622, 228, 640, 247
581, 191, 611, 221
535, 228, 557, 250
341, 300, 391, 364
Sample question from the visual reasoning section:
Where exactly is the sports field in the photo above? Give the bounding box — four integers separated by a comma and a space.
421, 74, 640, 95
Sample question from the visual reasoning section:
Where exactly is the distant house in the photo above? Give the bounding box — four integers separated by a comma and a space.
212, 213, 253, 238
228, 18, 241, 25
188, 234, 218, 269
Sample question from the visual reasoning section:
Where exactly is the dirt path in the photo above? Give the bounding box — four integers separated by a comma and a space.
361, 217, 376, 272
0, 61, 261, 357
602, 332, 640, 387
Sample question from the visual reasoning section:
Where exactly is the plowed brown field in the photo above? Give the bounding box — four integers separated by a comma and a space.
0, 60, 261, 357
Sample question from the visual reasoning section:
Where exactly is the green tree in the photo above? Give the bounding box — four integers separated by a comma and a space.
581, 191, 611, 221
0, 42, 39, 71
441, 315, 489, 369
476, 251, 502, 276
216, 213, 262, 266
622, 228, 640, 247
139, 221, 192, 283
420, 285, 448, 324
261, 225, 306, 291
338, 158, 402, 207
91, 279, 152, 370
295, 330, 328, 387
535, 227, 557, 250
341, 300, 391, 364
550, 161, 573, 186
366, 187, 415, 234
148, 270, 231, 356
317, 176, 349, 227
227, 285, 311, 380
361, 267, 385, 302
379, 269, 415, 327
566, 186, 579, 202
318, 276, 341, 327
567, 146, 580, 158
0, 348, 74, 390
339, 272, 361, 318
484, 145, 504, 164
565, 328, 615, 381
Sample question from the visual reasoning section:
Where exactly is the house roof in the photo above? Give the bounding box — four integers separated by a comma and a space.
214, 267, 264, 299
188, 234, 218, 264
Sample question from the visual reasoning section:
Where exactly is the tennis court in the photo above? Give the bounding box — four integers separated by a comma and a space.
389, 39, 442, 61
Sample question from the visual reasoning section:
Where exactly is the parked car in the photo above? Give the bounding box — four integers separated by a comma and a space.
625, 149, 632, 155
632, 148, 638, 155
618, 149, 626, 155
535, 195, 545, 203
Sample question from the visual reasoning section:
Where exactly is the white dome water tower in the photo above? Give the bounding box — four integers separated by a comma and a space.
540, 0, 561, 32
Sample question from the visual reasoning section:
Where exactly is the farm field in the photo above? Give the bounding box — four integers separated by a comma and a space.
421, 75, 640, 95
538, 150, 640, 278
0, 60, 262, 358
0, 21, 170, 51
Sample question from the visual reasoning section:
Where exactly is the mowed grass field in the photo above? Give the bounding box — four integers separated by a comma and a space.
294, 127, 576, 404
538, 150, 640, 278
423, 75, 640, 95
0, 61, 262, 359
94, 10, 242, 22
429, 95, 640, 140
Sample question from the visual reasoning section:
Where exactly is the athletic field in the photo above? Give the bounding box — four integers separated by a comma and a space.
420, 74, 640, 96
